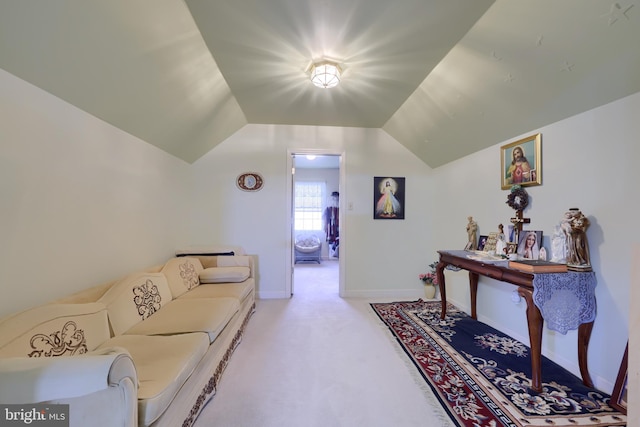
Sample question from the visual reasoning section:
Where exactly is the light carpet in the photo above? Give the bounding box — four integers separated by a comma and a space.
193, 261, 453, 427
371, 299, 627, 427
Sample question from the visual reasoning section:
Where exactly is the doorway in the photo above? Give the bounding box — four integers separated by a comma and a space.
288, 152, 343, 297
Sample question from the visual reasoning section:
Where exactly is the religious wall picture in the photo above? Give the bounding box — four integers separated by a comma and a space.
517, 230, 543, 259
501, 133, 542, 190
373, 177, 405, 219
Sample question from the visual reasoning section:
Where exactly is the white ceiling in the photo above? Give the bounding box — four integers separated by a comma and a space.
1, 1, 638, 167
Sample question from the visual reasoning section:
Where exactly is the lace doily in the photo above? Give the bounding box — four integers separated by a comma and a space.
532, 271, 597, 334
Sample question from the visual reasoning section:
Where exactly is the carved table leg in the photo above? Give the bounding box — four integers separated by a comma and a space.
578, 321, 594, 388
518, 286, 543, 392
437, 261, 447, 320
469, 272, 478, 320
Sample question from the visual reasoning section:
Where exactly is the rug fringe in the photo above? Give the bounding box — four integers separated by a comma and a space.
369, 302, 455, 427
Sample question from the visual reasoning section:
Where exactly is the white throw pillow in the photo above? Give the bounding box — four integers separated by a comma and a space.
199, 267, 250, 283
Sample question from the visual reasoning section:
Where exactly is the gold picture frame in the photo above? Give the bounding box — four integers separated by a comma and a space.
501, 133, 542, 190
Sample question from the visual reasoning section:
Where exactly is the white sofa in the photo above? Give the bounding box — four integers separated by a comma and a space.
0, 252, 256, 427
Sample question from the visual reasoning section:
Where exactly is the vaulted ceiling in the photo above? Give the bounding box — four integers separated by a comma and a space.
1, 1, 638, 167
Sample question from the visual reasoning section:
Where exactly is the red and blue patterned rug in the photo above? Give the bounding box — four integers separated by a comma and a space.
370, 299, 626, 427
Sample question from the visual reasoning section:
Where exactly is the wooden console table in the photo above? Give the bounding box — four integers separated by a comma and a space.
436, 250, 595, 393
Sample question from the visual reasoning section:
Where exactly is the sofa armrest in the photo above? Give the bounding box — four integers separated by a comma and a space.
0, 347, 137, 404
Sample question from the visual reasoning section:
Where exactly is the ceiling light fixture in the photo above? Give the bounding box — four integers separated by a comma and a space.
310, 61, 341, 89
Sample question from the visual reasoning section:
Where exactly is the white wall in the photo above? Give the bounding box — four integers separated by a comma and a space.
188, 124, 434, 299
429, 92, 639, 392
0, 69, 192, 317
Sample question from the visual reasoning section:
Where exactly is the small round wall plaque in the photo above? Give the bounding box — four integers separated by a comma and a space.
236, 172, 264, 191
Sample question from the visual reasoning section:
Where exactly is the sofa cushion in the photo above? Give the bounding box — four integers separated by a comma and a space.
99, 272, 173, 336
178, 280, 254, 303
97, 332, 209, 426
0, 303, 110, 358
123, 298, 240, 343
199, 267, 250, 283
161, 257, 204, 298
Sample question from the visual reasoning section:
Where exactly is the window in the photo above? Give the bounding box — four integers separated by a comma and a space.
294, 182, 325, 231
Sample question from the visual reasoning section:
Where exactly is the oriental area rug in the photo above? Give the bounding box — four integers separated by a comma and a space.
370, 300, 626, 427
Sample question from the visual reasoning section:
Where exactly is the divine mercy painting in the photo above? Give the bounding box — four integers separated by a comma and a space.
373, 177, 405, 220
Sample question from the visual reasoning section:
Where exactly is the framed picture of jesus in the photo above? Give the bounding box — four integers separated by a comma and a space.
501, 133, 542, 190
373, 177, 405, 220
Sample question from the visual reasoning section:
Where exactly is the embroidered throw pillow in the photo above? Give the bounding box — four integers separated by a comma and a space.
161, 257, 204, 298
99, 272, 172, 336
0, 303, 110, 358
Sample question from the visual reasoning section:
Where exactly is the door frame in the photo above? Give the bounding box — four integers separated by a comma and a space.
286, 149, 345, 297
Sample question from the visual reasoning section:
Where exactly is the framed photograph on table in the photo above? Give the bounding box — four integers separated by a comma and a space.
478, 235, 488, 251
517, 230, 543, 259
501, 133, 542, 190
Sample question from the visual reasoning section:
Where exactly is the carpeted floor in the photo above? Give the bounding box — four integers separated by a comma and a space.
193, 261, 453, 427
371, 299, 627, 427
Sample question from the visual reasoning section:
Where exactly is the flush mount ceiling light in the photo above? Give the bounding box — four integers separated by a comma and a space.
310, 61, 341, 89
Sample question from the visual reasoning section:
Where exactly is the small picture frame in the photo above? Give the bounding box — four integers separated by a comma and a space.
483, 232, 498, 252
610, 343, 628, 414
478, 235, 488, 251
507, 224, 516, 243
501, 133, 542, 190
517, 230, 543, 259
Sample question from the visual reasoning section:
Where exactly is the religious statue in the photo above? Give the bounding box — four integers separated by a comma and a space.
495, 224, 507, 255
562, 208, 591, 270
466, 216, 478, 250
550, 224, 567, 263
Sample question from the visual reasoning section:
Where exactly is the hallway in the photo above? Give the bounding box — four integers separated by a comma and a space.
293, 259, 340, 298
